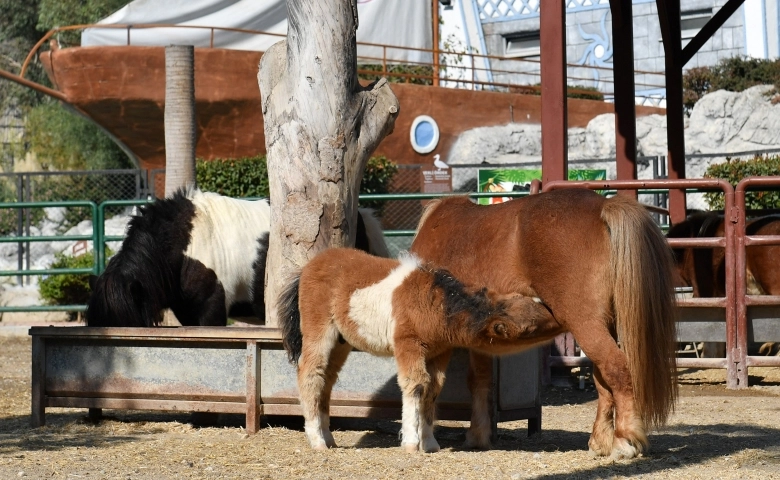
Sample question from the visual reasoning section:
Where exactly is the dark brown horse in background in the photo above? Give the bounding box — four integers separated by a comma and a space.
410, 189, 678, 460
667, 212, 780, 356
667, 211, 780, 297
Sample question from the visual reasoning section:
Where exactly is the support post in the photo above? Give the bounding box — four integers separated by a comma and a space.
540, 0, 568, 184
657, 0, 687, 224
610, 0, 638, 196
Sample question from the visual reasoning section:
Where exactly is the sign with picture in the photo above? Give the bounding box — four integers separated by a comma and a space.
477, 169, 607, 205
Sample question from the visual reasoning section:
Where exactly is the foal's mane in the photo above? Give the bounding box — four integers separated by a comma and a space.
430, 268, 502, 332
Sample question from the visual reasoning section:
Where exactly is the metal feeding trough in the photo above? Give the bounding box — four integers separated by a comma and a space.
30, 326, 542, 435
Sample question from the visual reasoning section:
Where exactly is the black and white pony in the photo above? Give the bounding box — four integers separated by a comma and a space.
85, 188, 389, 327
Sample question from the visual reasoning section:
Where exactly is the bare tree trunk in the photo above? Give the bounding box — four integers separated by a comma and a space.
164, 45, 196, 197
259, 0, 399, 326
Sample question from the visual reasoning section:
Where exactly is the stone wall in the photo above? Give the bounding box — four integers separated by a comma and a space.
447, 85, 780, 205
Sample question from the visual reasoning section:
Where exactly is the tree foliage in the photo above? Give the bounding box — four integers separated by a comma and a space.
0, 0, 49, 111
25, 102, 132, 170
37, 0, 127, 46
704, 154, 780, 210
0, 0, 132, 171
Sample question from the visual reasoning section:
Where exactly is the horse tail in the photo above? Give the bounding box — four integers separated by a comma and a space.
279, 274, 303, 364
601, 195, 678, 429
357, 208, 390, 258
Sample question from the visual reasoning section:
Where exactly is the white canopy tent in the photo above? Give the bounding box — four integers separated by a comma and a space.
81, 0, 433, 64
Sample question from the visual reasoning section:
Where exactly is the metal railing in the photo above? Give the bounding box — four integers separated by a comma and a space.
18, 23, 667, 100
4, 183, 780, 390
0, 200, 98, 313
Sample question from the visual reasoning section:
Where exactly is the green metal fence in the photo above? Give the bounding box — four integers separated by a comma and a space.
0, 189, 675, 315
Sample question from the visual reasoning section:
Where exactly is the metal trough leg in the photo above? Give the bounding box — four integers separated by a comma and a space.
31, 336, 45, 427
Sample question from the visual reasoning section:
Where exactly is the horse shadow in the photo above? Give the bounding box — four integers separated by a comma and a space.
522, 423, 780, 479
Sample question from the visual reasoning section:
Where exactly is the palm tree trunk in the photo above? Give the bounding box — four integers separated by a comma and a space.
164, 45, 196, 197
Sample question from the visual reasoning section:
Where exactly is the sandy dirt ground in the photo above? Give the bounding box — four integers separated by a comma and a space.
1, 334, 780, 479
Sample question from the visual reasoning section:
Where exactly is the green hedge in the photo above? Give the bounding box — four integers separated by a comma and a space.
704, 154, 780, 210
511, 84, 605, 101
196, 155, 399, 211
196, 155, 270, 198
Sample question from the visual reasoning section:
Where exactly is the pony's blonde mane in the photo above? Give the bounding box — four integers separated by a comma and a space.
413, 198, 443, 242
397, 251, 422, 269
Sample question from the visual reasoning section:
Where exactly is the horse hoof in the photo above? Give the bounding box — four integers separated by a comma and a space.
421, 440, 441, 453
311, 443, 330, 451
609, 438, 640, 460
403, 444, 419, 453
463, 431, 491, 450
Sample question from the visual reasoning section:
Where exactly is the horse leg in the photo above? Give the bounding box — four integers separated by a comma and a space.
396, 343, 434, 453
177, 258, 227, 326
297, 324, 341, 450
573, 326, 646, 460
463, 351, 494, 449
587, 365, 616, 457
418, 350, 452, 453
317, 341, 353, 448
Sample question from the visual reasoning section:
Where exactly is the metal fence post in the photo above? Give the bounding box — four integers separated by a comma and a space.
25, 173, 31, 279
16, 173, 23, 285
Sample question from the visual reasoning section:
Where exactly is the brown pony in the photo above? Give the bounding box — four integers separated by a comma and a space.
410, 190, 678, 460
667, 211, 780, 297
279, 248, 557, 453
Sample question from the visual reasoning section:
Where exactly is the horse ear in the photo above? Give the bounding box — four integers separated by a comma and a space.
492, 322, 508, 338
88, 274, 98, 290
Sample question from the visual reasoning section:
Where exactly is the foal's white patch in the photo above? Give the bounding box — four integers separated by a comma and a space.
185, 191, 271, 309
347, 253, 420, 356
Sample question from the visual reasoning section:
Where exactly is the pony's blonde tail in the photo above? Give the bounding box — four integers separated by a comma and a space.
601, 195, 678, 429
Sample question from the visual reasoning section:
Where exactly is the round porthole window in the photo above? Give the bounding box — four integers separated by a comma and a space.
410, 115, 440, 154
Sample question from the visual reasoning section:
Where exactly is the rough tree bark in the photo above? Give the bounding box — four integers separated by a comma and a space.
259, 0, 399, 326
164, 45, 197, 197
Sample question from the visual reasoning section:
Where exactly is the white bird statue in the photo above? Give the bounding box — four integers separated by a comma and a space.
433, 154, 449, 170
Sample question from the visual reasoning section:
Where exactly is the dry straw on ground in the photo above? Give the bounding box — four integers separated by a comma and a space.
1, 336, 780, 479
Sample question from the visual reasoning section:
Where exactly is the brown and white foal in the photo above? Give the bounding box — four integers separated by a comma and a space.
279, 248, 557, 453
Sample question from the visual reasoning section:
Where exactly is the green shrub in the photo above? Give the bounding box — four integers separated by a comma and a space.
358, 156, 399, 214
38, 248, 111, 321
196, 155, 399, 214
511, 84, 604, 101
704, 154, 780, 210
683, 57, 780, 112
358, 64, 434, 86
197, 155, 270, 198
